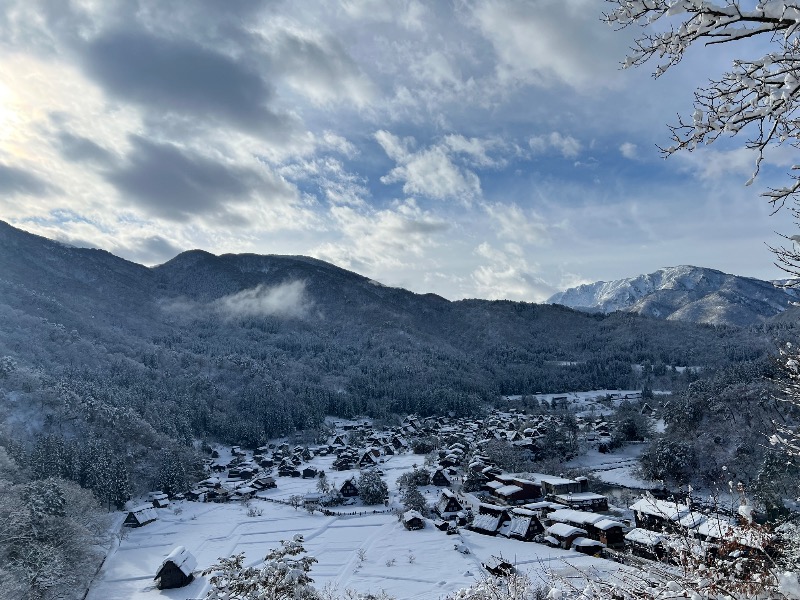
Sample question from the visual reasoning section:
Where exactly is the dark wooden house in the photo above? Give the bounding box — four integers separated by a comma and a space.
593, 518, 626, 549
435, 489, 465, 518
544, 523, 587, 549
154, 546, 197, 589
402, 510, 425, 530
506, 508, 543, 541
625, 528, 667, 561
482, 556, 514, 576
340, 478, 359, 498
470, 504, 509, 536
432, 469, 452, 487
123, 504, 157, 527
572, 537, 605, 556
630, 497, 691, 533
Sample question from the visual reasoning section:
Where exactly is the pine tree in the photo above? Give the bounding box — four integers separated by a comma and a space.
400, 482, 427, 515
357, 470, 388, 505
203, 535, 320, 600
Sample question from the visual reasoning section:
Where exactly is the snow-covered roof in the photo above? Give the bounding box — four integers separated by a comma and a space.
472, 514, 501, 532
537, 476, 575, 485
553, 492, 606, 501
157, 546, 197, 577
571, 537, 604, 548
495, 484, 523, 497
521, 501, 558, 511
678, 512, 706, 529
548, 508, 605, 526
694, 516, 736, 540
547, 523, 586, 538
593, 518, 624, 531
508, 515, 532, 537
403, 510, 424, 521
629, 497, 691, 521
625, 528, 665, 546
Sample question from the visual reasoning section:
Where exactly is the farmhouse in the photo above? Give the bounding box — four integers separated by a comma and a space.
483, 556, 514, 576
625, 528, 667, 561
154, 546, 196, 589
123, 504, 157, 527
571, 537, 605, 556
470, 504, 510, 536
431, 469, 452, 487
594, 518, 626, 549
537, 476, 583, 497
149, 492, 170, 508
505, 508, 544, 541
630, 497, 692, 533
544, 522, 587, 549
552, 491, 609, 512
435, 488, 465, 518
402, 510, 425, 530
340, 478, 359, 498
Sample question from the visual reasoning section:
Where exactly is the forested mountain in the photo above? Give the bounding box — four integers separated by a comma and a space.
547, 265, 794, 327
0, 220, 792, 475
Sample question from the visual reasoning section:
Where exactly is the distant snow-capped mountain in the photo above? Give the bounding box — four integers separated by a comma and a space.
547, 265, 794, 327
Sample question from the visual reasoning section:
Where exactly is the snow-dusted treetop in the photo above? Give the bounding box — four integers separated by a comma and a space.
604, 1, 800, 208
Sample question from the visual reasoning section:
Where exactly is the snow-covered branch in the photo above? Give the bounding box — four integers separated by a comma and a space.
604, 1, 800, 209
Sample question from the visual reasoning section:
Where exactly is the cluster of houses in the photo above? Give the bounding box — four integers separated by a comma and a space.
429, 469, 621, 556
624, 496, 767, 562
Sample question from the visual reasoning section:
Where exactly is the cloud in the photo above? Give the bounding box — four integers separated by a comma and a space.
443, 134, 503, 168
484, 202, 550, 245
56, 132, 115, 165
340, 0, 428, 30
620, 142, 638, 160
313, 198, 449, 273
215, 281, 310, 319
529, 132, 581, 159
80, 29, 295, 140
471, 0, 631, 91
270, 31, 375, 107
0, 164, 56, 196
471, 242, 553, 301
375, 130, 483, 202
126, 235, 184, 265
105, 136, 293, 223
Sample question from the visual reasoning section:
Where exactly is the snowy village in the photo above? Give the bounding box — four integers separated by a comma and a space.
81, 390, 794, 600
5, 1, 800, 600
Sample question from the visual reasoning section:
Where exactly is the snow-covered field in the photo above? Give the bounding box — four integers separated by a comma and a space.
88, 500, 621, 600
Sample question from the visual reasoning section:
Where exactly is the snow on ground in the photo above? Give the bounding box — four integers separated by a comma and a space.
565, 443, 653, 489
87, 500, 620, 600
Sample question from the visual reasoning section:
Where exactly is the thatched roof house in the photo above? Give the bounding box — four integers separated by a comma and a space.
154, 546, 196, 589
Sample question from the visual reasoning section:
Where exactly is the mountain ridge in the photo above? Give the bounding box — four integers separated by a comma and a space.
547, 265, 793, 327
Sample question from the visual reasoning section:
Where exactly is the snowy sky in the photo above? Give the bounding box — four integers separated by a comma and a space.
0, 0, 795, 301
